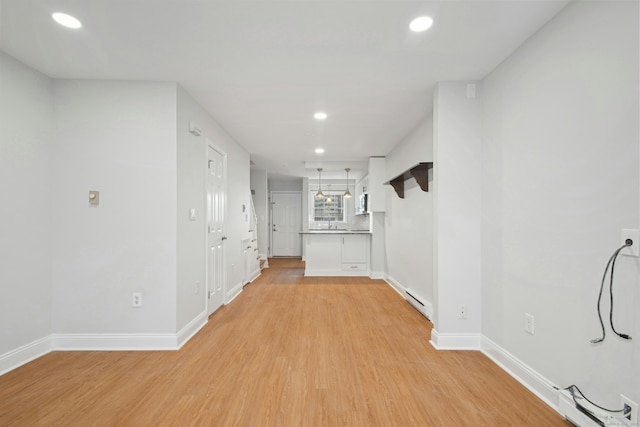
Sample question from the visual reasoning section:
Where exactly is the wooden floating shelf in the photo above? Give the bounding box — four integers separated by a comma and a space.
384, 162, 433, 198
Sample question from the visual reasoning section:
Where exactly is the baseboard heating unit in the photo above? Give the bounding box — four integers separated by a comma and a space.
404, 289, 432, 320
558, 388, 632, 427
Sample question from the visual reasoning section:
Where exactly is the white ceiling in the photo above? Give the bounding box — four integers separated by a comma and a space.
0, 0, 569, 180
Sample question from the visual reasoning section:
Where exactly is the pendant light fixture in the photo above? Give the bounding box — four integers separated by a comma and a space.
315, 168, 324, 199
325, 184, 332, 203
343, 168, 352, 198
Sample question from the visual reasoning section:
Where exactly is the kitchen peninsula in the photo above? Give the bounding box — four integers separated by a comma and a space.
301, 230, 371, 276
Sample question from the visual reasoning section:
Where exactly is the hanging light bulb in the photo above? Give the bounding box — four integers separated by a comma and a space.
325, 184, 333, 203
315, 168, 324, 199
344, 168, 352, 198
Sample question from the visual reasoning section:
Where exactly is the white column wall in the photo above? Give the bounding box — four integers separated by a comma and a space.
0, 52, 53, 356
432, 81, 482, 345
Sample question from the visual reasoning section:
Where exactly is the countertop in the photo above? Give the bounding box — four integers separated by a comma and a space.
300, 229, 371, 234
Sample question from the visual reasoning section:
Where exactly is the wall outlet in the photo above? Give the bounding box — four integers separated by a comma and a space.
458, 305, 467, 319
621, 394, 638, 425
195, 281, 200, 294
132, 292, 142, 307
525, 313, 535, 335
621, 229, 640, 256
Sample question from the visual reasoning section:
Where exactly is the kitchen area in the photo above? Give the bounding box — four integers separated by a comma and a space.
301, 157, 388, 278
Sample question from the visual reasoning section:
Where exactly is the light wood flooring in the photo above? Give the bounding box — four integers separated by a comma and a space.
0, 258, 568, 426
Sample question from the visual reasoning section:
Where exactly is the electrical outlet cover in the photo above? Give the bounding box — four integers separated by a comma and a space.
525, 313, 535, 335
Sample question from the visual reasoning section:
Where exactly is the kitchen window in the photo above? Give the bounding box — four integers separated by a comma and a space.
311, 191, 345, 223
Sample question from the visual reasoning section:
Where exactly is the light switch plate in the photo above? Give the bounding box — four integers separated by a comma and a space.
89, 190, 99, 205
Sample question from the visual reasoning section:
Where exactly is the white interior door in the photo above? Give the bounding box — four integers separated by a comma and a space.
207, 144, 226, 315
271, 192, 302, 257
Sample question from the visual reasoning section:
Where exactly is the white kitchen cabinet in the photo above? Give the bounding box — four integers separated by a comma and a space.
341, 234, 368, 264
303, 232, 370, 276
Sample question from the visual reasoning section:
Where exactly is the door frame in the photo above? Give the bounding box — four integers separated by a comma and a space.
270, 191, 302, 257
205, 139, 228, 315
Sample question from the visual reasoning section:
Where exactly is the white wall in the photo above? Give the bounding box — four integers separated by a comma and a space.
432, 81, 482, 346
51, 80, 178, 334
176, 87, 206, 331
177, 87, 252, 309
269, 178, 303, 192
384, 116, 434, 305
481, 0, 639, 406
0, 52, 53, 355
0, 54, 253, 364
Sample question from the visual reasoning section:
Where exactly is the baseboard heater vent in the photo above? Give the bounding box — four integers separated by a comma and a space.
404, 289, 433, 320
558, 389, 632, 427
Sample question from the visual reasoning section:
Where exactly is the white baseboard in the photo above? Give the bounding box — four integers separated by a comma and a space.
481, 336, 559, 412
52, 333, 178, 351
384, 275, 406, 296
226, 281, 243, 304
430, 328, 481, 350
248, 268, 261, 284
177, 311, 208, 349
0, 310, 214, 376
0, 335, 52, 376
370, 271, 385, 279
304, 269, 370, 277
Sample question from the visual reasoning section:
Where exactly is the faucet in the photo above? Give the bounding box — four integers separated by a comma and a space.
327, 218, 332, 230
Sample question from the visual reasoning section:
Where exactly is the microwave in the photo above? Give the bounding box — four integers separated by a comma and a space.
356, 193, 368, 214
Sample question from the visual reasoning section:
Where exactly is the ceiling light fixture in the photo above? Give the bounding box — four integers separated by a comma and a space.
344, 168, 352, 198
52, 12, 82, 29
315, 148, 325, 154
315, 168, 325, 199
409, 16, 433, 32
314, 112, 327, 120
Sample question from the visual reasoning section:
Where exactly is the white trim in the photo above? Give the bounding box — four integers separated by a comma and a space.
481, 335, 560, 412
52, 333, 178, 351
226, 281, 243, 303
177, 311, 208, 349
384, 275, 406, 295
0, 336, 52, 376
304, 269, 369, 277
430, 328, 481, 350
1, 313, 213, 375
369, 270, 385, 279
248, 268, 261, 284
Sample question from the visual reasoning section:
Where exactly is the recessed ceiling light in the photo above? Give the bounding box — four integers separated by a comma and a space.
409, 16, 433, 32
314, 112, 327, 120
52, 12, 82, 29
315, 148, 325, 154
